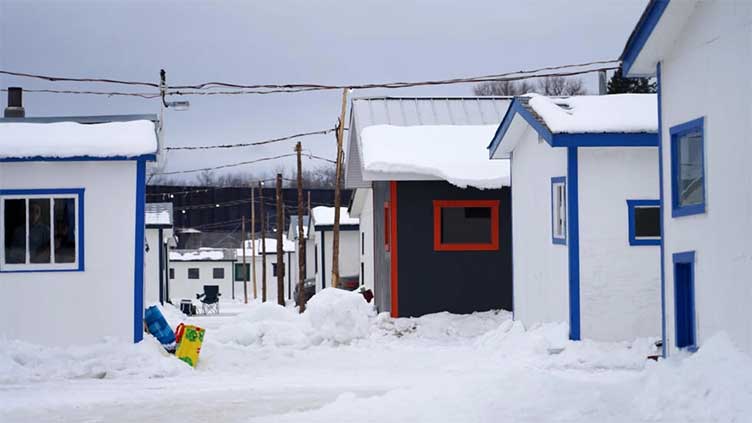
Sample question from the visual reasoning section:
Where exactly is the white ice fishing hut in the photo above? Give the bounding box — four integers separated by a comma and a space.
0, 88, 158, 345
488, 94, 661, 342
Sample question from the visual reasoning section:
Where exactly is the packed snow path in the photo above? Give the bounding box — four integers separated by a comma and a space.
2, 289, 751, 423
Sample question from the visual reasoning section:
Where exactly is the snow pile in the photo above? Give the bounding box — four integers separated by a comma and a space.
311, 207, 359, 227
375, 310, 511, 343
635, 333, 752, 421
0, 120, 157, 159
526, 93, 657, 134
0, 336, 189, 384
360, 124, 510, 189
211, 302, 311, 348
306, 288, 374, 344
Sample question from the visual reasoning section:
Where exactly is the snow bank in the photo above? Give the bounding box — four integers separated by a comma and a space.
360, 124, 510, 189
211, 302, 311, 348
375, 310, 511, 343
526, 93, 657, 134
0, 120, 157, 159
0, 336, 189, 384
306, 288, 374, 344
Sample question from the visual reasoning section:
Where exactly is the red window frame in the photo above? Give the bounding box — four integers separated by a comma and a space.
433, 200, 500, 251
384, 201, 390, 252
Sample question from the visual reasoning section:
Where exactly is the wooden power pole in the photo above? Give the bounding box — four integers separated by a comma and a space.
296, 142, 307, 312
242, 216, 248, 303
275, 173, 285, 306
251, 185, 257, 300
259, 181, 267, 302
331, 87, 348, 288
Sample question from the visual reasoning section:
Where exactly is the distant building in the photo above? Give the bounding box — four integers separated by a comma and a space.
0, 88, 158, 345
168, 248, 236, 301
234, 237, 296, 303
308, 207, 359, 292
345, 97, 513, 317
144, 202, 173, 305
488, 94, 661, 342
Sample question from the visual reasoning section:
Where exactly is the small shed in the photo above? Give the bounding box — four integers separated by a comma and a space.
234, 237, 296, 302
144, 202, 173, 305
308, 207, 359, 291
345, 97, 513, 317
488, 93, 660, 342
0, 96, 158, 345
288, 215, 314, 286
168, 248, 236, 301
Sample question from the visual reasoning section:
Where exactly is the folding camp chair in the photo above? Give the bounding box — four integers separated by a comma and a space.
196, 285, 221, 314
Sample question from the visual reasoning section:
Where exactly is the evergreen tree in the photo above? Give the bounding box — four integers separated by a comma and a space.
607, 66, 656, 94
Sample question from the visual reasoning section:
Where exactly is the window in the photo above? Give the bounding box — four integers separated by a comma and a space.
314, 248, 318, 273
670, 118, 705, 217
433, 200, 500, 251
361, 232, 365, 255
272, 262, 284, 277
384, 202, 390, 252
361, 262, 364, 286
551, 177, 566, 245
234, 263, 249, 281
1, 189, 83, 272
213, 267, 224, 279
188, 268, 199, 279
627, 200, 661, 246
169, 268, 175, 279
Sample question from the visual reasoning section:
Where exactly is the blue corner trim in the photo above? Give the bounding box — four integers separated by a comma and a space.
0, 188, 85, 272
0, 154, 157, 163
133, 158, 147, 343
567, 147, 581, 341
669, 117, 706, 217
622, 0, 670, 77
551, 176, 567, 245
657, 63, 667, 357
627, 199, 661, 246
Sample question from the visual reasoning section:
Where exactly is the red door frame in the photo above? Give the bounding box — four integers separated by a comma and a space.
389, 181, 399, 317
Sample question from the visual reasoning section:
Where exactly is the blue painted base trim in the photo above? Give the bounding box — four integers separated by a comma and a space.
567, 147, 581, 341
133, 158, 147, 343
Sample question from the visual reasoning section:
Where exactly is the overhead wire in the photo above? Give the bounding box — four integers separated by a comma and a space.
166, 128, 338, 151
152, 152, 336, 176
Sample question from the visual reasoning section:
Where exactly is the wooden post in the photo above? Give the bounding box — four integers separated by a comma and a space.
331, 88, 348, 288
242, 216, 248, 303
251, 185, 257, 300
259, 181, 267, 302
296, 142, 307, 312
276, 173, 285, 306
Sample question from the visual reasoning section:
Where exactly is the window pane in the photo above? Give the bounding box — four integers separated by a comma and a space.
29, 199, 51, 264
678, 131, 704, 207
634, 207, 660, 238
169, 268, 175, 279
54, 198, 76, 263
234, 263, 249, 281
441, 207, 492, 244
4, 199, 26, 264
213, 267, 224, 279
188, 268, 199, 279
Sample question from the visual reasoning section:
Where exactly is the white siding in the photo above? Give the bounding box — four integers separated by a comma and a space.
169, 261, 234, 301
510, 127, 569, 329
144, 228, 161, 304
660, 1, 752, 354
578, 148, 661, 341
359, 189, 375, 292
313, 229, 360, 292
0, 161, 137, 346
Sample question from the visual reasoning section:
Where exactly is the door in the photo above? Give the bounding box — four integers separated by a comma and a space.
673, 252, 696, 350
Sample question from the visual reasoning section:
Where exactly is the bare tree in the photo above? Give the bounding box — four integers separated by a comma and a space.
195, 170, 217, 186
473, 76, 586, 97
473, 80, 535, 96
536, 76, 586, 96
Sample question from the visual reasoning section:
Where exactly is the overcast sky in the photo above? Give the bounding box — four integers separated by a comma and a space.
0, 0, 647, 183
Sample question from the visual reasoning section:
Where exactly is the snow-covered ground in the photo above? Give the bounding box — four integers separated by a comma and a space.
2, 289, 751, 423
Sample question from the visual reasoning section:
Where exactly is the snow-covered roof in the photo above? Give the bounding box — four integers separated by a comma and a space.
288, 215, 310, 240
145, 203, 173, 227
311, 206, 358, 227
361, 124, 510, 189
0, 119, 158, 159
346, 97, 512, 190
525, 94, 657, 134
238, 237, 295, 257
169, 248, 235, 262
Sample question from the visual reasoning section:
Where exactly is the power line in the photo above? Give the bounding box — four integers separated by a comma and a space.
0, 88, 160, 98
0, 69, 159, 88
152, 152, 336, 176
166, 128, 338, 151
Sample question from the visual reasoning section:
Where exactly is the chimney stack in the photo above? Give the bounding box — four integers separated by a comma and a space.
4, 87, 25, 118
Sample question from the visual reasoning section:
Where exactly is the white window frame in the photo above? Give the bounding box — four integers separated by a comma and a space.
551, 177, 567, 245
0, 191, 82, 272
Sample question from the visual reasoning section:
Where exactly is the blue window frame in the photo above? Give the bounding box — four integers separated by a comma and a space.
673, 251, 697, 351
0, 188, 85, 272
670, 118, 706, 217
551, 177, 566, 245
627, 199, 661, 246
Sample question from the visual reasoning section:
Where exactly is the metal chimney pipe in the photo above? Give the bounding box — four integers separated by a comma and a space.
4, 87, 25, 118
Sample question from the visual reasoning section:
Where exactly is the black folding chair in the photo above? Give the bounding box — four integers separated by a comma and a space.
196, 285, 221, 314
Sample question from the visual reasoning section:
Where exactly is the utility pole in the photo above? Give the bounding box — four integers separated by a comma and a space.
259, 181, 267, 302
331, 87, 349, 288
241, 216, 248, 303
296, 142, 307, 312
251, 185, 257, 300
276, 173, 285, 306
